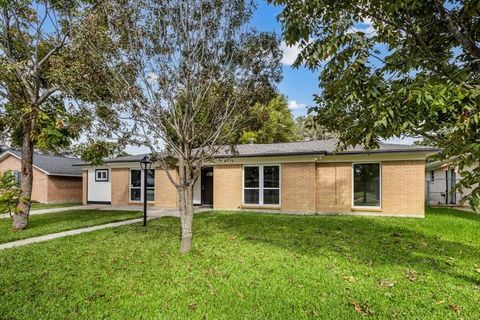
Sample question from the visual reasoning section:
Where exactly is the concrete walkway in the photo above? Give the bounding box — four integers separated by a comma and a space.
0, 204, 107, 219
0, 209, 181, 250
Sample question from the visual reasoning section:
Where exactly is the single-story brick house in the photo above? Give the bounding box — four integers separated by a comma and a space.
79, 140, 438, 217
0, 149, 83, 203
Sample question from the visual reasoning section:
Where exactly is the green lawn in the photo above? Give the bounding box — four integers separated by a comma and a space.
31, 202, 83, 210
0, 208, 479, 319
0, 210, 141, 244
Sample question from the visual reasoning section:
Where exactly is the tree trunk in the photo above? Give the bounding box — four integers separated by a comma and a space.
12, 123, 34, 230
179, 184, 194, 253
177, 157, 195, 253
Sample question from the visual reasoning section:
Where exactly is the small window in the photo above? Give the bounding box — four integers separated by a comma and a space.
353, 163, 381, 207
95, 169, 109, 182
430, 171, 435, 182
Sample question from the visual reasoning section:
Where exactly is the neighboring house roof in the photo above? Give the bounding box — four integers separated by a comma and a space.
79, 139, 439, 165
0, 150, 82, 177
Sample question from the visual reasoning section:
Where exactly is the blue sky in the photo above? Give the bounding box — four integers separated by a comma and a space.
251, 0, 318, 118
127, 1, 415, 154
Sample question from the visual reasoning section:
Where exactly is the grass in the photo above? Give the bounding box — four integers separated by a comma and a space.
31, 202, 83, 210
0, 209, 141, 244
0, 207, 479, 319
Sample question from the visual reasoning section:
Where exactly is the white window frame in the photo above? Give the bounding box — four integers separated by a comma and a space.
242, 164, 281, 206
351, 162, 382, 209
95, 169, 109, 182
129, 168, 155, 202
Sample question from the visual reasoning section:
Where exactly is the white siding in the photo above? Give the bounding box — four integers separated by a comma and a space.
87, 167, 111, 203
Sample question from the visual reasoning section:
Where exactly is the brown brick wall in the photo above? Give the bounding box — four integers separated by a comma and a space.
213, 164, 242, 210
111, 168, 129, 206
281, 163, 316, 212
82, 170, 88, 205
155, 168, 179, 208
47, 176, 82, 203
0, 154, 48, 203
381, 160, 425, 216
315, 162, 352, 212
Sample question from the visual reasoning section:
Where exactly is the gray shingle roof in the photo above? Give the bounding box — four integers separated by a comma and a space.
92, 139, 439, 164
211, 139, 440, 158
1, 150, 82, 176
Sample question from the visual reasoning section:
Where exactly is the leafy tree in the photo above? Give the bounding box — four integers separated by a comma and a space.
272, 0, 480, 208
240, 95, 298, 144
96, 0, 282, 253
296, 114, 336, 141
0, 171, 21, 217
0, 1, 128, 229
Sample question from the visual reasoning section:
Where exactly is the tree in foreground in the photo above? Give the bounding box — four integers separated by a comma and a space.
100, 0, 281, 252
272, 0, 480, 208
0, 1, 127, 229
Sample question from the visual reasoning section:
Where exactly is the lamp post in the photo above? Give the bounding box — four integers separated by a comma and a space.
139, 155, 152, 226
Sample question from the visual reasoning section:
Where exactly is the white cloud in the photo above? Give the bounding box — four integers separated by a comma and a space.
280, 41, 302, 66
288, 100, 307, 110
349, 18, 377, 36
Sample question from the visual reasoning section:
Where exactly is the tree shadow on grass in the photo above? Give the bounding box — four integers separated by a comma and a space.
198, 212, 480, 285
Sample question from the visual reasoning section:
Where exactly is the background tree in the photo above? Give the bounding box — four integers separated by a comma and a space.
96, 0, 280, 253
272, 0, 480, 208
0, 0, 128, 229
295, 114, 336, 141
240, 95, 298, 144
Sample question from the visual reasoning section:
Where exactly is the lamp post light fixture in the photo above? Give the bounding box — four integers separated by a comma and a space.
139, 155, 152, 226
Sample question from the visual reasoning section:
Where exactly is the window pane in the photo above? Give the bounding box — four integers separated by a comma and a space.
146, 169, 155, 188
131, 170, 141, 187
244, 167, 259, 188
146, 188, 155, 201
353, 163, 380, 207
130, 188, 141, 201
263, 189, 279, 205
263, 166, 279, 188
244, 189, 259, 204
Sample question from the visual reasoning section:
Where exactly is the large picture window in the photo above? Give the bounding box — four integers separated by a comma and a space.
243, 165, 280, 205
353, 163, 381, 207
130, 169, 155, 202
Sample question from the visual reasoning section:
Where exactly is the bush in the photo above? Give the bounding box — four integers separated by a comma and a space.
0, 171, 21, 216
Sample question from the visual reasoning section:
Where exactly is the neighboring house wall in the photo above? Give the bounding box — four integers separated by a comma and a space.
426, 164, 475, 206
46, 176, 82, 203
0, 154, 48, 203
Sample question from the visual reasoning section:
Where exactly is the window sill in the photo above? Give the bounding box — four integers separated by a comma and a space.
351, 207, 382, 212
129, 201, 156, 205
241, 204, 281, 210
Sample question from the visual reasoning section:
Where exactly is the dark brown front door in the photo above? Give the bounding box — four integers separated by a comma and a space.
201, 168, 213, 206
